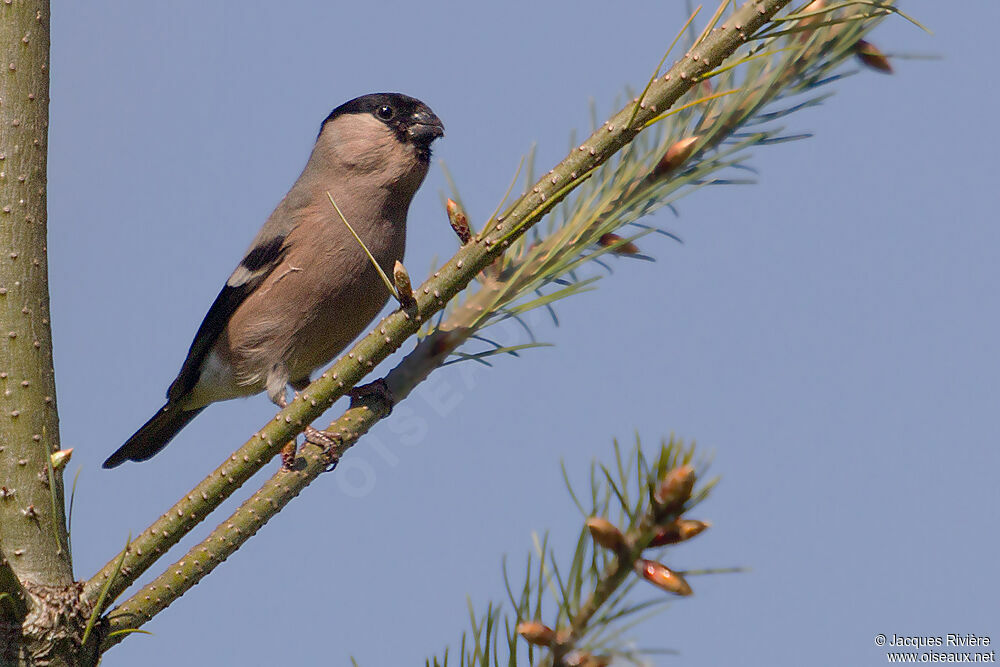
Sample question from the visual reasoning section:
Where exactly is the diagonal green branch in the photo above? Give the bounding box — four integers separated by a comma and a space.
83, 0, 794, 612
100, 330, 447, 647
100, 253, 523, 643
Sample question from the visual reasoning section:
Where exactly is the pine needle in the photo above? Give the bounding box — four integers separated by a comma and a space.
82, 534, 131, 647
326, 191, 399, 301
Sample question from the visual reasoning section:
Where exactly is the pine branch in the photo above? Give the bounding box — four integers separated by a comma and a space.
550, 464, 698, 665
100, 268, 537, 643
83, 0, 799, 616
425, 438, 716, 667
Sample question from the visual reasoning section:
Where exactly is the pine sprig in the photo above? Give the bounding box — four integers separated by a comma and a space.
425, 437, 715, 667
428, 0, 895, 366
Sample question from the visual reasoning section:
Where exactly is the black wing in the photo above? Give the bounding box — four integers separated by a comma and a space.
167, 233, 287, 401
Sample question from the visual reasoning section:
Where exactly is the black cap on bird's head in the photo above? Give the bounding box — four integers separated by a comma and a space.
321, 92, 444, 162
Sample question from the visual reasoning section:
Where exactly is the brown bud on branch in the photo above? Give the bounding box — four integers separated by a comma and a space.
649, 519, 711, 547
597, 233, 641, 256
517, 621, 556, 647
655, 464, 696, 511
50, 448, 73, 470
636, 559, 693, 596
393, 260, 417, 309
854, 40, 893, 74
652, 136, 700, 177
797, 0, 827, 28
585, 517, 626, 552
446, 198, 472, 245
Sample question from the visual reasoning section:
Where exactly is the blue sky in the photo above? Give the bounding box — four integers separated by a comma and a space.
46, 2, 998, 665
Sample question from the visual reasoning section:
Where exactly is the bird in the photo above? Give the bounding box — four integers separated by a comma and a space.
103, 92, 444, 468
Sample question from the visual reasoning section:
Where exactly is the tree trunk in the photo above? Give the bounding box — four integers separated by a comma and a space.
1, 1, 91, 664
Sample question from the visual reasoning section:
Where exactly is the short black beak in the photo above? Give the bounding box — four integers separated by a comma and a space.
408, 109, 445, 144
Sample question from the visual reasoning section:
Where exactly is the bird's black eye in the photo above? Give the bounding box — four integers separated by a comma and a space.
376, 105, 395, 120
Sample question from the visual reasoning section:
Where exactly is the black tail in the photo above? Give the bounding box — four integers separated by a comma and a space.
103, 403, 205, 468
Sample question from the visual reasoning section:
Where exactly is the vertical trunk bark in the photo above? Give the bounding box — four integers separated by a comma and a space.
0, 1, 88, 664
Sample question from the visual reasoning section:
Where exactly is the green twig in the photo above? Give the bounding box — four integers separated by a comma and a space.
628, 4, 703, 128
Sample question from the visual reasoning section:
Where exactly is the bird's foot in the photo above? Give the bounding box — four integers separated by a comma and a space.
304, 425, 342, 472
304, 424, 340, 448
347, 378, 394, 415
